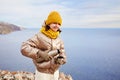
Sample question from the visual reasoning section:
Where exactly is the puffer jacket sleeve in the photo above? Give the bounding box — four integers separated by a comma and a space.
21, 33, 46, 59
59, 40, 67, 64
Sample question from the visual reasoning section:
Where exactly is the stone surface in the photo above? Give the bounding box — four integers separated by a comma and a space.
0, 70, 73, 80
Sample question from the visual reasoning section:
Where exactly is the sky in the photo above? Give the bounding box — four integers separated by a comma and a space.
0, 0, 120, 28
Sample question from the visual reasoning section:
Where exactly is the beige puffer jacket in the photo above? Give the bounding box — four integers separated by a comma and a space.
21, 32, 66, 74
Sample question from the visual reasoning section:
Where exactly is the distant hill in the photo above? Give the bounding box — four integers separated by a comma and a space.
0, 22, 24, 34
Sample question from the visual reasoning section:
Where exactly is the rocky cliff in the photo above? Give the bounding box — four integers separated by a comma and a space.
0, 22, 24, 34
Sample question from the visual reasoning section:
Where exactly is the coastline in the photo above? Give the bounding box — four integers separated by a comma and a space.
0, 22, 24, 35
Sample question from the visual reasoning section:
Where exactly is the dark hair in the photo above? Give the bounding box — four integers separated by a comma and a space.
45, 25, 61, 33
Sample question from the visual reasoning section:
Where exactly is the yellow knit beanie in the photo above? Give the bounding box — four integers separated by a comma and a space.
45, 11, 62, 25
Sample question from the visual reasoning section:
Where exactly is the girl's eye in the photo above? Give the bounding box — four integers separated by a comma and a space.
58, 23, 61, 25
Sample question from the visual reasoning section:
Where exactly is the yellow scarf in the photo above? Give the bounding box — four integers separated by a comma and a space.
40, 27, 59, 39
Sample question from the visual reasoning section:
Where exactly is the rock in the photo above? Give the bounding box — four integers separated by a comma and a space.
59, 72, 73, 80
0, 70, 35, 80
0, 70, 73, 80
0, 22, 24, 34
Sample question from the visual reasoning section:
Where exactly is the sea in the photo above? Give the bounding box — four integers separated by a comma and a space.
0, 28, 120, 80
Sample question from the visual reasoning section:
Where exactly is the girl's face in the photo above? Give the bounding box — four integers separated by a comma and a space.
49, 23, 61, 32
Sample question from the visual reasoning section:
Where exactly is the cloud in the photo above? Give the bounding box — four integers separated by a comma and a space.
63, 11, 120, 28
0, 0, 120, 28
0, 0, 62, 26
61, 0, 120, 28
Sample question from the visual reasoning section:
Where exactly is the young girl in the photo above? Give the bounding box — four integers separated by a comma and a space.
21, 11, 67, 80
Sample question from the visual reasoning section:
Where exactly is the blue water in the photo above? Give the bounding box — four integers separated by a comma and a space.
0, 28, 120, 80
